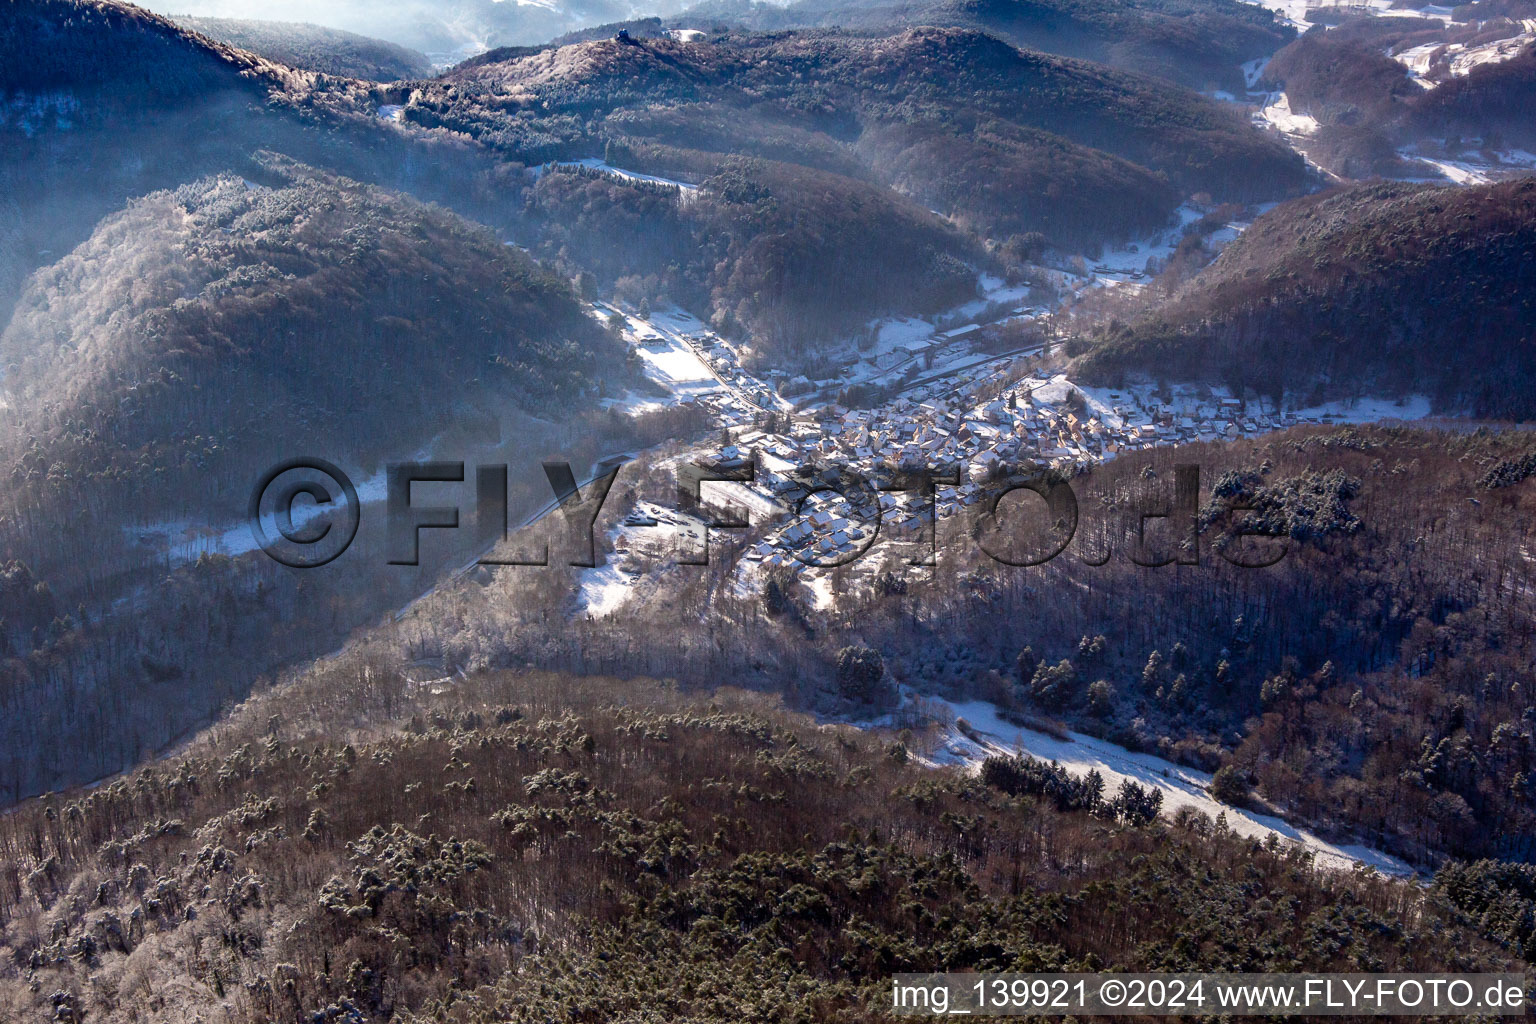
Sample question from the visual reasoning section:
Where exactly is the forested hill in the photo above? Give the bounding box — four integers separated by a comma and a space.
438, 27, 1306, 209
170, 16, 434, 81
406, 29, 1310, 349
684, 0, 1297, 91
0, 0, 523, 342
0, 157, 620, 536
1, 0, 312, 318
0, 669, 1517, 1022
3, 4, 1311, 361
1252, 27, 1536, 177
1, 0, 286, 107
1407, 41, 1536, 151
1074, 179, 1536, 417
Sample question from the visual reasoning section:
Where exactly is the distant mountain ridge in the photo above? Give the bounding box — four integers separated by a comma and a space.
675, 0, 1296, 90
0, 0, 273, 101
170, 15, 434, 79
408, 27, 1310, 352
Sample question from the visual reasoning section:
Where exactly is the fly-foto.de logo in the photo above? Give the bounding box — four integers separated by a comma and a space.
248, 457, 1290, 571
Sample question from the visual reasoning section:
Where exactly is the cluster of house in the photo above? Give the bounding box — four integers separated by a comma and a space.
690, 379, 1321, 570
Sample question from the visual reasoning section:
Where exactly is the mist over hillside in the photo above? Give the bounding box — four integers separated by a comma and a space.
138, 0, 694, 60
0, 151, 631, 803
169, 15, 434, 79
1, 158, 618, 529
398, 28, 1308, 351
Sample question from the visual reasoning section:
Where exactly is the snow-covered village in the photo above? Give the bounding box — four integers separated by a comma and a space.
577, 261, 1431, 615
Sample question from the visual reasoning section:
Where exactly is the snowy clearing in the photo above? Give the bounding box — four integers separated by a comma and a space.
577, 561, 638, 617
1255, 92, 1320, 136
1400, 145, 1536, 184
1407, 153, 1493, 184
1287, 393, 1432, 422
1028, 374, 1128, 429
544, 158, 700, 193
916, 698, 1415, 877
134, 466, 389, 564
1395, 32, 1536, 86
1238, 0, 1450, 27
600, 305, 723, 399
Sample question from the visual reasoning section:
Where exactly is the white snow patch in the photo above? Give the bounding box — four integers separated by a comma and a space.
1287, 393, 1432, 422
1399, 144, 1536, 183
133, 465, 390, 564
599, 305, 723, 399
542, 158, 699, 193
1235, 0, 1310, 29
702, 480, 784, 522
600, 390, 668, 415
1256, 92, 1319, 136
637, 342, 720, 394
1243, 57, 1270, 89
877, 317, 940, 350
1028, 374, 1127, 429
577, 561, 637, 617
1396, 33, 1535, 87
1393, 42, 1443, 84
805, 574, 836, 610
1410, 153, 1493, 184
1446, 33, 1534, 76
946, 274, 1035, 320
1077, 205, 1211, 288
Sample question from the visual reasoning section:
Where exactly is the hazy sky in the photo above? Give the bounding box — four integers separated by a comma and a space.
144, 0, 678, 54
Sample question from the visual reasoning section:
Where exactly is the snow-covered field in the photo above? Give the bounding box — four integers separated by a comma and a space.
1086, 205, 1211, 284
1238, 0, 1450, 29
915, 698, 1415, 877
1445, 33, 1534, 75
1030, 374, 1129, 429
1394, 42, 1444, 85
1071, 376, 1431, 426
638, 344, 718, 393
577, 560, 638, 617
575, 501, 713, 617
1399, 146, 1536, 184
1255, 92, 1320, 136
1394, 32, 1536, 86
601, 306, 723, 400
1281, 393, 1432, 422
133, 465, 390, 564
951, 274, 1035, 319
